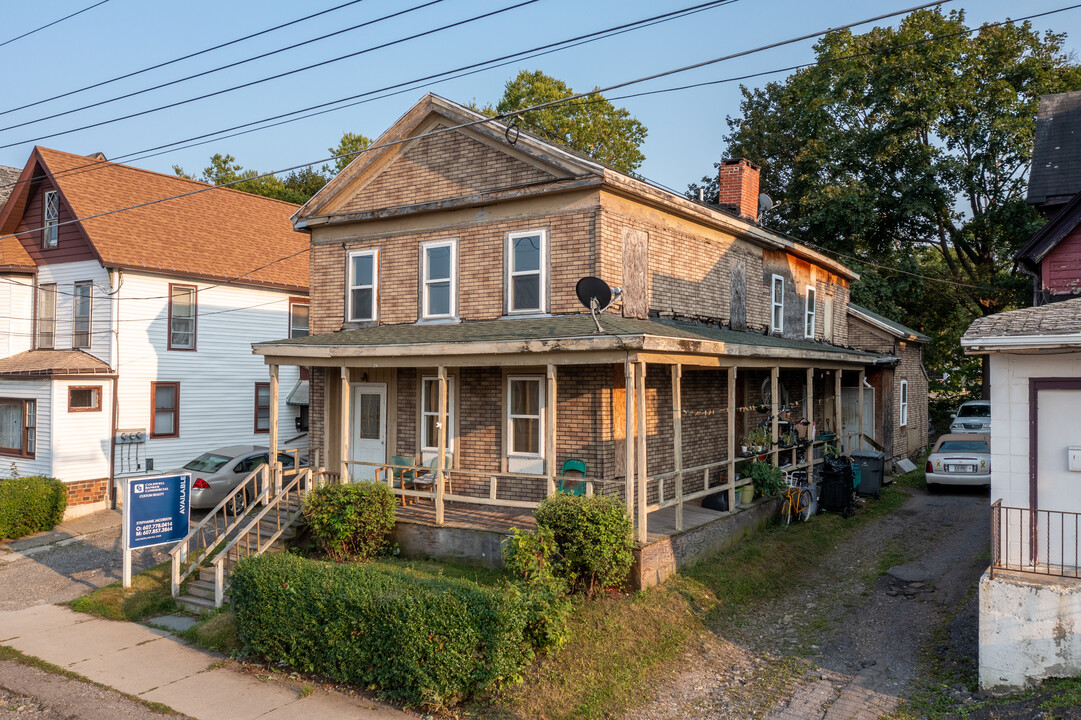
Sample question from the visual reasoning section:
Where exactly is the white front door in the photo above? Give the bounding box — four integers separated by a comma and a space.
349, 383, 387, 480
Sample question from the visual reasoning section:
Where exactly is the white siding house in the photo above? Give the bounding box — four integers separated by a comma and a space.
0, 148, 309, 517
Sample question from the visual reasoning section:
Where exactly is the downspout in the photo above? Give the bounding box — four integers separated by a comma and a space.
108, 269, 121, 508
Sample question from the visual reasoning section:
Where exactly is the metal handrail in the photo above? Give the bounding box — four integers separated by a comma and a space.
170, 464, 268, 598
991, 500, 1081, 580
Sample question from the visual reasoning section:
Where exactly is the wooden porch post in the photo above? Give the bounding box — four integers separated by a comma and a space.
671, 364, 683, 531
834, 369, 843, 447
436, 366, 448, 526
858, 369, 866, 451
806, 367, 814, 467
635, 360, 648, 544
340, 367, 350, 482
546, 364, 557, 497
727, 366, 737, 511
771, 366, 780, 467
269, 364, 280, 493
624, 359, 635, 519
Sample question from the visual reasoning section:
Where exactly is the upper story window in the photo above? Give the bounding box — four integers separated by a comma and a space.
289, 299, 309, 338
421, 239, 457, 320
168, 284, 196, 350
804, 285, 816, 339
823, 295, 835, 343
770, 274, 784, 333
348, 250, 378, 322
37, 283, 56, 349
254, 382, 270, 433
151, 382, 179, 438
72, 281, 92, 349
507, 230, 546, 314
899, 380, 909, 427
43, 191, 59, 249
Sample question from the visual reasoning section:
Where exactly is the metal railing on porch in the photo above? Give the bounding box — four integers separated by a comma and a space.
991, 499, 1081, 580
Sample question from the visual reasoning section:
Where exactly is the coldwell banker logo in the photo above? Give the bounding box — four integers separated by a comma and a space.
133, 483, 144, 493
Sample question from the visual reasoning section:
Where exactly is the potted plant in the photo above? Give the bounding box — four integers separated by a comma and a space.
781, 430, 799, 448
743, 427, 772, 454
740, 482, 754, 505
748, 460, 785, 499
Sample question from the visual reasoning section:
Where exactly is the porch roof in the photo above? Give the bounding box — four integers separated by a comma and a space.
0, 349, 112, 377
254, 315, 876, 367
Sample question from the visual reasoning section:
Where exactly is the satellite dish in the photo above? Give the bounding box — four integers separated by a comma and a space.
575, 277, 621, 332
758, 192, 774, 214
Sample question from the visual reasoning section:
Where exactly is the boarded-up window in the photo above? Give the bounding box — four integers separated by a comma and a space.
621, 228, 649, 319
729, 259, 746, 331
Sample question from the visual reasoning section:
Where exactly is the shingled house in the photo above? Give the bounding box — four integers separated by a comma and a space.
252, 95, 925, 569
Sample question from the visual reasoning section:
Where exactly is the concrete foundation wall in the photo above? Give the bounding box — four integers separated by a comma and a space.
979, 569, 1081, 692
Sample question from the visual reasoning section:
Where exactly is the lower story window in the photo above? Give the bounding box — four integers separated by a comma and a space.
69, 386, 102, 412
151, 382, 179, 438
421, 376, 455, 456
0, 399, 35, 458
508, 376, 543, 456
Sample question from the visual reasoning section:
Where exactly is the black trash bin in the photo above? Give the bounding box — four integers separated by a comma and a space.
851, 449, 885, 498
819, 472, 850, 513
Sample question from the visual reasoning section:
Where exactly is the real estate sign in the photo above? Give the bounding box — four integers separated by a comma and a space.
121, 474, 190, 587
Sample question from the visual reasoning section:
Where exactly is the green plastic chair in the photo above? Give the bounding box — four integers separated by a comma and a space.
559, 458, 588, 496
412, 455, 454, 496
377, 455, 417, 505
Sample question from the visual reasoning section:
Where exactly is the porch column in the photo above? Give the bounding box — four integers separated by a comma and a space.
340, 367, 350, 481
771, 366, 780, 466
671, 365, 683, 531
806, 367, 814, 467
727, 366, 736, 512
635, 360, 648, 544
269, 364, 280, 493
834, 369, 843, 446
624, 360, 635, 519
858, 369, 866, 451
546, 364, 557, 497
436, 366, 448, 526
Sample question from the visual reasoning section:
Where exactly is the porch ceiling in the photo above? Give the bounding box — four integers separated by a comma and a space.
254, 316, 876, 368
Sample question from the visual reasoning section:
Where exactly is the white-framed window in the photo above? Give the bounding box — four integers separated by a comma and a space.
421, 375, 456, 457
43, 191, 59, 249
168, 284, 196, 350
804, 285, 816, 339
507, 376, 544, 457
347, 250, 378, 322
507, 229, 546, 314
289, 299, 309, 338
36, 283, 56, 349
770, 274, 784, 333
72, 281, 92, 349
899, 380, 909, 427
421, 239, 457, 320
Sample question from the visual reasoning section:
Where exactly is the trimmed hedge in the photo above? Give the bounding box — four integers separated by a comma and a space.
533, 493, 634, 595
303, 481, 395, 562
0, 476, 67, 540
230, 553, 532, 708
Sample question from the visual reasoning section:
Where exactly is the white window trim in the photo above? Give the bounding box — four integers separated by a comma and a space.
72, 281, 92, 349
347, 250, 379, 322
804, 285, 816, 339
421, 375, 456, 453
770, 274, 784, 334
506, 229, 547, 315
420, 239, 457, 321
43, 191, 59, 249
37, 282, 56, 349
899, 379, 909, 427
507, 375, 545, 458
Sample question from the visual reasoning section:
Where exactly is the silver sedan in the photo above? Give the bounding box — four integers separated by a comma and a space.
925, 434, 990, 490
177, 446, 297, 510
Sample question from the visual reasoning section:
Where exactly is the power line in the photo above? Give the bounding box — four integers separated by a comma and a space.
0, 0, 448, 134
0, 0, 369, 118
0, 0, 542, 151
0, 0, 110, 50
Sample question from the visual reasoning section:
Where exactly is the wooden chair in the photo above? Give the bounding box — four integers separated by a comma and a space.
558, 458, 588, 496
376, 455, 417, 506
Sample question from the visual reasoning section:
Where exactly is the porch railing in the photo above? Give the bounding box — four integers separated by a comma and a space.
991, 499, 1081, 580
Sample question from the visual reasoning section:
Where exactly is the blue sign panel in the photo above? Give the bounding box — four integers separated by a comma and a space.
125, 474, 190, 549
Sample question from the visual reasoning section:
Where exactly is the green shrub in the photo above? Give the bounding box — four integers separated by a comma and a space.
230, 553, 531, 708
303, 481, 395, 562
502, 526, 571, 652
749, 460, 785, 497
0, 476, 67, 540
533, 493, 634, 595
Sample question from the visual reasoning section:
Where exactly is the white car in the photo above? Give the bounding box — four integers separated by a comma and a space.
925, 434, 991, 489
949, 400, 991, 434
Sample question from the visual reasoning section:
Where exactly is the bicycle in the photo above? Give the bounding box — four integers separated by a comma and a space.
780, 469, 814, 525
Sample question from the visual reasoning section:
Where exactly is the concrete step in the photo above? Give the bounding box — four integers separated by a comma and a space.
184, 579, 230, 604
175, 593, 218, 615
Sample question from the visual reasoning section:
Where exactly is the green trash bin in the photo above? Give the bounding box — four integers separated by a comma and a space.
850, 449, 884, 498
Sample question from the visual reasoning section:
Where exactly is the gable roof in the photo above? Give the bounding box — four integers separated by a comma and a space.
296, 94, 858, 282
0, 148, 308, 291
0, 165, 34, 273
961, 297, 1081, 352
848, 303, 929, 343
1014, 188, 1081, 269
1027, 91, 1081, 208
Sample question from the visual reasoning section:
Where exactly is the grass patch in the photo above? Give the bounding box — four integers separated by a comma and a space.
178, 609, 239, 655
68, 562, 175, 622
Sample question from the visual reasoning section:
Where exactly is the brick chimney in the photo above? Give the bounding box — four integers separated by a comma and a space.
718, 158, 761, 222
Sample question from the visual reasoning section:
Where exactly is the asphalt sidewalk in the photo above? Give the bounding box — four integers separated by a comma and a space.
0, 604, 410, 720
0, 509, 125, 564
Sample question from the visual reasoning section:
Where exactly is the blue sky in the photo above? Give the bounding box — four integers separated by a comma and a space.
1, 0, 1078, 196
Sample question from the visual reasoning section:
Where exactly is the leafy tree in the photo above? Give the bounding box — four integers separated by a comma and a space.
491, 70, 647, 174
690, 8, 1081, 394
327, 131, 373, 173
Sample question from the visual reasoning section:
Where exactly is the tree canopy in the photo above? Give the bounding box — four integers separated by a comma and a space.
488, 70, 648, 174
690, 8, 1081, 401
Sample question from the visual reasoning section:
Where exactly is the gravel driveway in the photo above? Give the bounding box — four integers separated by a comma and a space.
627, 485, 989, 720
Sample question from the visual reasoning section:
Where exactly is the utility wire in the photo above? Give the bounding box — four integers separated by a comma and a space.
0, 0, 110, 50
0, 0, 447, 134
0, 0, 542, 150
0, 0, 369, 118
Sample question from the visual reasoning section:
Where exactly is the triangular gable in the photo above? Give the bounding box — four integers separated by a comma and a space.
299, 93, 604, 219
